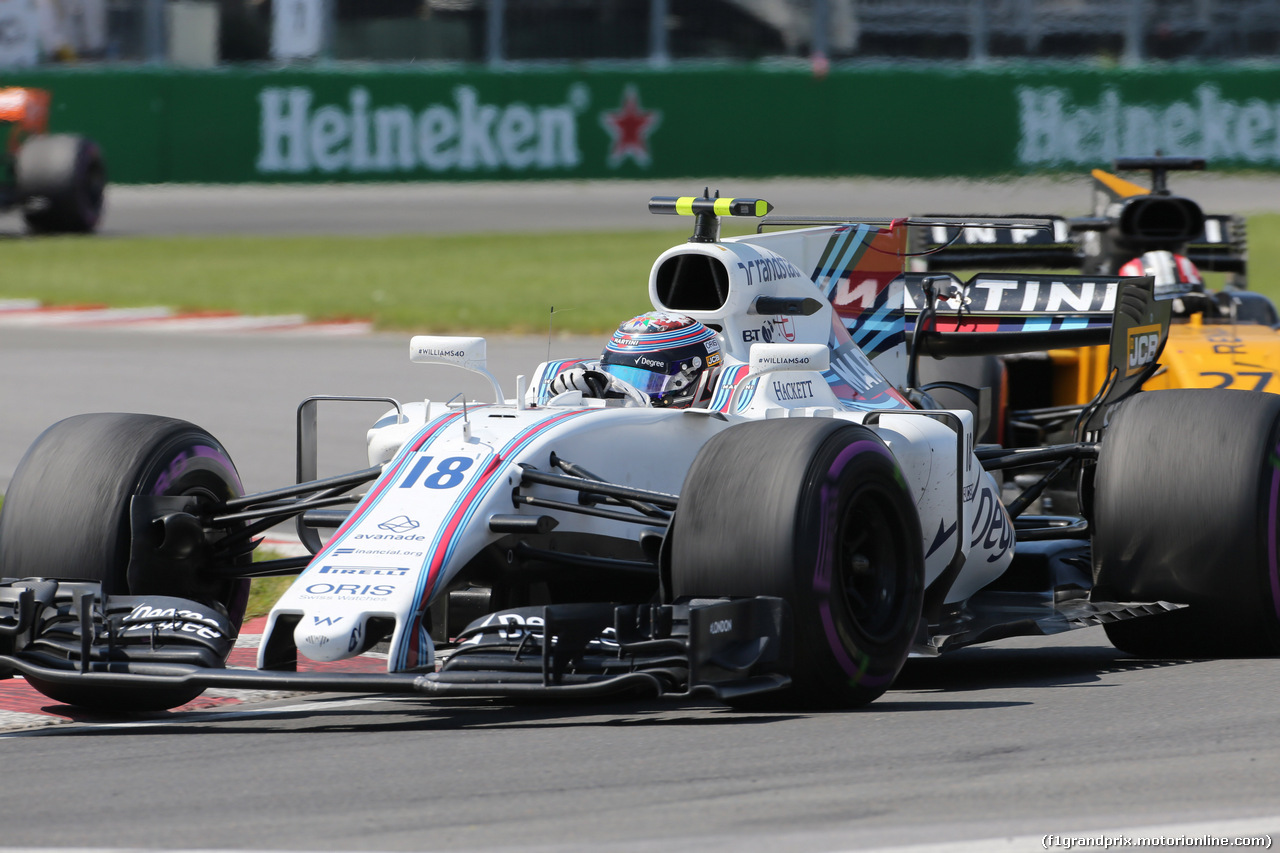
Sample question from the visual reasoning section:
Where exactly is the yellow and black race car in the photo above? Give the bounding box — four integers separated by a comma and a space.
909, 156, 1278, 448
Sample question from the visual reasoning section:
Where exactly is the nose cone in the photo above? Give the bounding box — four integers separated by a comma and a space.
294, 614, 358, 663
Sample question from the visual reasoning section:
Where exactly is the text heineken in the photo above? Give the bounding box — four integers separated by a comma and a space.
257, 84, 585, 176
1019, 84, 1280, 166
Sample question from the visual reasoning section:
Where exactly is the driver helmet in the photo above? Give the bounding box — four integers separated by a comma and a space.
1119, 251, 1204, 299
599, 311, 723, 409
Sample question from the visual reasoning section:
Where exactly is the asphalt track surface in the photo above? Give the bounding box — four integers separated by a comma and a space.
85, 173, 1280, 236
3, 181, 1280, 852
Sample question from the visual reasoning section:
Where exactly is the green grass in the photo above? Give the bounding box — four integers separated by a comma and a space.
246, 575, 293, 620
1246, 215, 1280, 298
0, 216, 1275, 335
245, 547, 297, 620
0, 230, 693, 335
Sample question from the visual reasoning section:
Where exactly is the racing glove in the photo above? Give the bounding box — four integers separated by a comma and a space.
549, 367, 610, 398
549, 368, 648, 406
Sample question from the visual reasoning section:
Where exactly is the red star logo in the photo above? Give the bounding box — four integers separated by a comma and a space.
600, 86, 662, 168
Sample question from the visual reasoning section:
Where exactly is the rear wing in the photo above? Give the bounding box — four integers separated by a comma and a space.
912, 154, 1246, 276
906, 272, 1122, 358
908, 217, 1080, 270
907, 269, 1170, 435
1183, 214, 1248, 274
909, 214, 1246, 274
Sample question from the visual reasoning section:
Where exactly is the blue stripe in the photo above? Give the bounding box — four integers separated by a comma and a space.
708, 364, 749, 410
860, 395, 907, 410
824, 225, 871, 298
310, 412, 464, 564
859, 310, 907, 356
815, 229, 852, 287
852, 319, 899, 338
732, 377, 759, 413
609, 327, 714, 345
851, 302, 897, 344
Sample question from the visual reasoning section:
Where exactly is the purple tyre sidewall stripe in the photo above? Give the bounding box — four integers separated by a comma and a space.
814, 437, 899, 688
145, 440, 249, 626
147, 443, 244, 497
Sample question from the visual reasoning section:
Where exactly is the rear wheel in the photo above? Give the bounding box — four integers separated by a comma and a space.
1093, 389, 1280, 657
670, 419, 923, 708
16, 134, 106, 233
0, 413, 250, 710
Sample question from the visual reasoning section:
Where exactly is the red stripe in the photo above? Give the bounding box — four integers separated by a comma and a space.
933, 319, 1001, 333
313, 412, 465, 556
404, 409, 593, 668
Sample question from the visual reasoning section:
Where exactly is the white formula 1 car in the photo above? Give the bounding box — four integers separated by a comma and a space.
2, 194, 1279, 713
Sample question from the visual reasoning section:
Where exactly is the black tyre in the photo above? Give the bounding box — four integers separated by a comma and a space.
1093, 389, 1280, 657
16, 134, 106, 233
670, 419, 924, 708
915, 354, 1007, 444
0, 414, 250, 710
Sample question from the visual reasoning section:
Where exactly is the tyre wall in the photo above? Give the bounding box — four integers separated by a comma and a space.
11, 64, 1280, 183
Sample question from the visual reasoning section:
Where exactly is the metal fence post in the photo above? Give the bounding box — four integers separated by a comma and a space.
1123, 0, 1145, 65
487, 0, 506, 67
322, 0, 335, 61
649, 0, 669, 67
970, 0, 989, 63
143, 0, 166, 62
812, 0, 830, 60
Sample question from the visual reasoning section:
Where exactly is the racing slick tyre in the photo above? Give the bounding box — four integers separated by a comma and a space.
670, 419, 924, 709
16, 134, 106, 233
0, 414, 250, 710
1093, 389, 1280, 657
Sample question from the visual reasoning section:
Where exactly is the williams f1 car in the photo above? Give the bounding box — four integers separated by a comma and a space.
2, 193, 1279, 714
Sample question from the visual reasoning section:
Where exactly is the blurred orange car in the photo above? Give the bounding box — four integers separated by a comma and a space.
0, 86, 105, 232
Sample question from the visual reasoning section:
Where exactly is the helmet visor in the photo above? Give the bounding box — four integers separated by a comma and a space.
599, 363, 689, 401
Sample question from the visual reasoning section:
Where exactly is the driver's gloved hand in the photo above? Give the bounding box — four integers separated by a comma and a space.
549, 368, 650, 406
549, 368, 612, 398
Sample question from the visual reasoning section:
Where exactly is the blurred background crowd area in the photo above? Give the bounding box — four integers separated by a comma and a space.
6, 0, 1280, 68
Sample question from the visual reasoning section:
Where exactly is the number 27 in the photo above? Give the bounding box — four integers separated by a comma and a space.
1200, 371, 1272, 391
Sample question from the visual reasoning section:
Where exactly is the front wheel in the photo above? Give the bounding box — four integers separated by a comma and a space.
670, 419, 924, 708
0, 413, 250, 710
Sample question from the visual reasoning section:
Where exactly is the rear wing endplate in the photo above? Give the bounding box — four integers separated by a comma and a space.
1081, 274, 1170, 435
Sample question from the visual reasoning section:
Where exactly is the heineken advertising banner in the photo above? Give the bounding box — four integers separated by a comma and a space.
9, 65, 1280, 184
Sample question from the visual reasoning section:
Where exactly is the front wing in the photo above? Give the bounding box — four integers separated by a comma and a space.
0, 579, 791, 704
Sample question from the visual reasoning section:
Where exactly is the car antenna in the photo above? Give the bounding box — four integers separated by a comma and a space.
546, 306, 576, 363
547, 305, 554, 364
447, 392, 472, 440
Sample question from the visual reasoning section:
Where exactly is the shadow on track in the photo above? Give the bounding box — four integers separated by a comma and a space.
11, 636, 1207, 736
892, 639, 1196, 694
19, 690, 1039, 736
